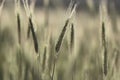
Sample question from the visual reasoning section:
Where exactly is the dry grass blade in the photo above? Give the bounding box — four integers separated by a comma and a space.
102, 22, 107, 76
17, 13, 21, 44
55, 19, 69, 53
29, 17, 38, 53
42, 46, 47, 71
70, 23, 74, 51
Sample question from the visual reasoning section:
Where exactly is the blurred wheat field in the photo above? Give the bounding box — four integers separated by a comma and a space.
0, 0, 120, 80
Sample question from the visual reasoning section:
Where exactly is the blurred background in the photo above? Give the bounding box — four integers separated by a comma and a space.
2, 0, 120, 12
0, 0, 120, 80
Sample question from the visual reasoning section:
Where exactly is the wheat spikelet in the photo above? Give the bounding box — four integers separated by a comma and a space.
55, 19, 69, 53
102, 22, 107, 76
29, 17, 38, 53
51, 57, 56, 80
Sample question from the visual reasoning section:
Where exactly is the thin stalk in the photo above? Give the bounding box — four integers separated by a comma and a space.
51, 57, 56, 80
42, 46, 47, 71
